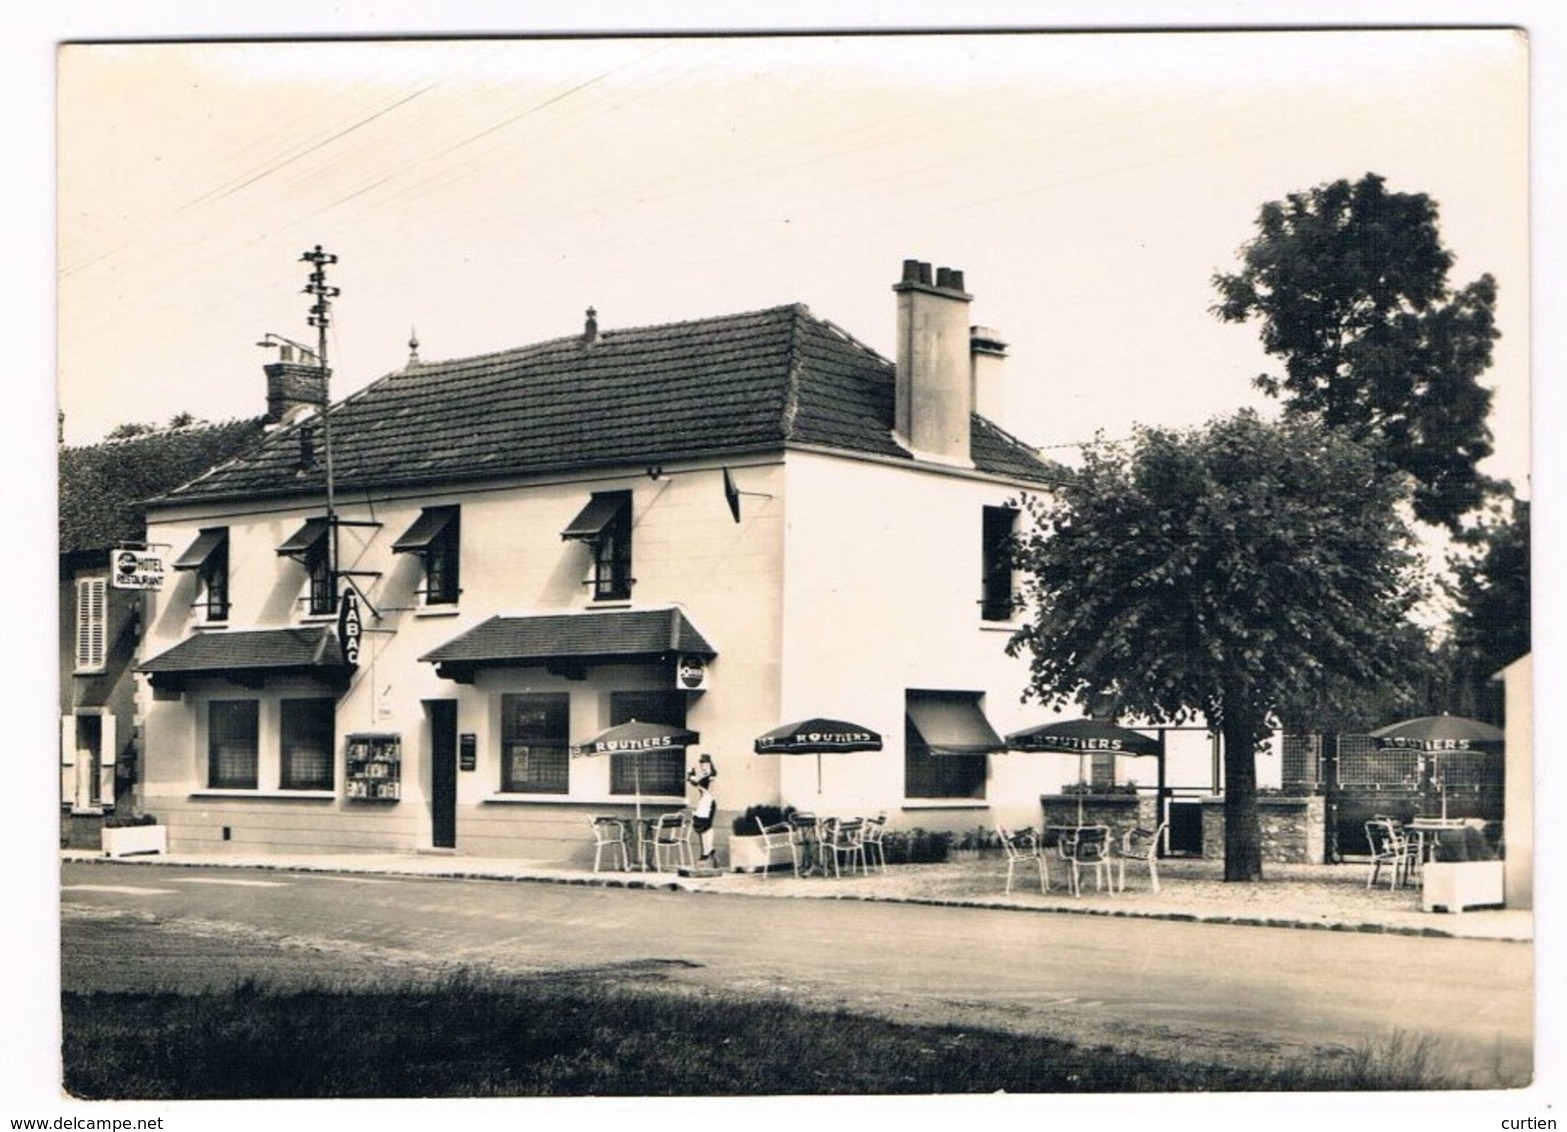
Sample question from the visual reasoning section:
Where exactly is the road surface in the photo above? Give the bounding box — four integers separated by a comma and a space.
60, 859, 1532, 1085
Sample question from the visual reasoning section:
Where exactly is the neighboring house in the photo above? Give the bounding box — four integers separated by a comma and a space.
137, 260, 1072, 865
58, 359, 320, 844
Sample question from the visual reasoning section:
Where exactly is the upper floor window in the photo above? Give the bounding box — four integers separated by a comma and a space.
277, 517, 336, 616
561, 491, 633, 602
173, 528, 230, 622
392, 506, 460, 606
981, 506, 1018, 622
74, 576, 107, 672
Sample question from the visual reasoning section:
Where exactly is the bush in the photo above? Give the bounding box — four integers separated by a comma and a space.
880, 828, 949, 865
731, 804, 795, 837
103, 813, 158, 829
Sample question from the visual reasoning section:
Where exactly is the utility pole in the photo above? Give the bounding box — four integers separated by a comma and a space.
301, 245, 340, 606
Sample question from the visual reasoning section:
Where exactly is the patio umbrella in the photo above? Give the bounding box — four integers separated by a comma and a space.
754, 718, 883, 793
1369, 714, 1503, 821
571, 719, 700, 821
1004, 718, 1161, 824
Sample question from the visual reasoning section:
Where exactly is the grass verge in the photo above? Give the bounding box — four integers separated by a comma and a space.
63, 971, 1463, 1098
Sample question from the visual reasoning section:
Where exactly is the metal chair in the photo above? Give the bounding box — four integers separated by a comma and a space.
1058, 825, 1113, 896
1365, 819, 1416, 890
650, 810, 695, 872
587, 815, 629, 873
860, 812, 888, 872
1114, 822, 1167, 894
998, 824, 1049, 894
819, 817, 867, 877
753, 818, 801, 877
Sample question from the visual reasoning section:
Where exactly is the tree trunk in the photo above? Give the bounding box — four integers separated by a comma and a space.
1220, 706, 1266, 882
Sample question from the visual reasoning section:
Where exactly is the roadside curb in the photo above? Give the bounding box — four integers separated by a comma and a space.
61, 851, 1532, 943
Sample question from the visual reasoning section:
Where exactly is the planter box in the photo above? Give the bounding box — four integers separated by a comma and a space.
1421, 860, 1504, 913
102, 824, 167, 859
728, 834, 790, 874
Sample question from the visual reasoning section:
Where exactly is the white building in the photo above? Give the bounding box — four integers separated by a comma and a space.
137, 260, 1073, 864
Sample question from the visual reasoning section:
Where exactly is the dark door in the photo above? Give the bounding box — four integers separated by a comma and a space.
1165, 796, 1205, 856
428, 700, 458, 849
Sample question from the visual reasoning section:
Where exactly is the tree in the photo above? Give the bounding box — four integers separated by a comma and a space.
1445, 492, 1530, 712
1007, 411, 1426, 881
1212, 173, 1500, 531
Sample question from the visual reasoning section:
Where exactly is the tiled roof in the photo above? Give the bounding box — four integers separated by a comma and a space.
159, 306, 1062, 504
58, 418, 268, 555
420, 607, 715, 679
137, 626, 349, 689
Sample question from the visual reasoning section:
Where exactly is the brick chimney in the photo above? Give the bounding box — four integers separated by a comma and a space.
894, 259, 973, 465
264, 351, 327, 425
970, 325, 1007, 424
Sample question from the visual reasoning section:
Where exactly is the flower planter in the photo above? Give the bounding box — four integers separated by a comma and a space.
102, 824, 167, 859
728, 834, 787, 874
1421, 860, 1504, 913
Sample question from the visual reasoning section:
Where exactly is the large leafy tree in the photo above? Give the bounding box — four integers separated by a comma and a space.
1446, 492, 1531, 712
1212, 173, 1500, 531
1007, 411, 1426, 881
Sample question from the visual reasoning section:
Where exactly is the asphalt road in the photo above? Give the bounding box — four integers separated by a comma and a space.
60, 860, 1533, 1086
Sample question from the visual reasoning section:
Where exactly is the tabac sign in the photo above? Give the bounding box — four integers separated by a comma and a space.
337, 589, 363, 668
111, 548, 165, 590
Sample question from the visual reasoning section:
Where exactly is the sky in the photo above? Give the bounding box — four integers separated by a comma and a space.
55, 29, 1532, 494
16, 3, 1566, 1122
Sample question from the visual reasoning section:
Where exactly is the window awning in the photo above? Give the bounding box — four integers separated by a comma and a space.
391, 506, 457, 554
907, 697, 1005, 757
560, 493, 626, 542
420, 607, 715, 683
138, 626, 349, 692
172, 528, 228, 572
276, 517, 330, 560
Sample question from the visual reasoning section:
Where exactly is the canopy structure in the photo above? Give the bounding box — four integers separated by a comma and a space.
754, 717, 883, 793
137, 626, 351, 693
1004, 718, 1161, 824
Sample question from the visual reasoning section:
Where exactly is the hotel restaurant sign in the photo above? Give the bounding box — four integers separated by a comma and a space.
110, 548, 165, 590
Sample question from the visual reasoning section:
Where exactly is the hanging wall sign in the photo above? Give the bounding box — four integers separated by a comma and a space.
110, 549, 165, 590
676, 654, 709, 690
459, 733, 477, 772
337, 589, 363, 667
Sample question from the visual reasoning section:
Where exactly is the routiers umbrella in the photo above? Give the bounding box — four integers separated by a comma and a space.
754, 717, 883, 793
571, 719, 700, 821
1369, 713, 1504, 820
1004, 718, 1161, 824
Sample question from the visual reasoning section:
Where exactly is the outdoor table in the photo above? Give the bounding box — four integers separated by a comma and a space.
1404, 817, 1468, 866
622, 816, 659, 871
790, 813, 826, 876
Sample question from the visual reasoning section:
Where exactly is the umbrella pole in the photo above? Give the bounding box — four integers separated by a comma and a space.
817, 753, 823, 794
1077, 753, 1087, 825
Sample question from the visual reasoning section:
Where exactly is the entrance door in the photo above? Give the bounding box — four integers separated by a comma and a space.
427, 700, 458, 849
77, 716, 102, 808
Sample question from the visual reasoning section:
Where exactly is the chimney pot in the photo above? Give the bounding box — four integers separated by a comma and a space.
902, 259, 923, 283
584, 307, 599, 344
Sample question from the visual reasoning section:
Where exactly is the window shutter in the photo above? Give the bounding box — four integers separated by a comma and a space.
99, 714, 118, 807
60, 716, 75, 807
75, 578, 107, 670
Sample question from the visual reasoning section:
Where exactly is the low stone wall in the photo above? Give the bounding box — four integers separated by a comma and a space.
1040, 794, 1159, 843
1200, 795, 1326, 864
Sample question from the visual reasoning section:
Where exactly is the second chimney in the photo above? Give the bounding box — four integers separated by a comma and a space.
894, 259, 974, 465
265, 359, 327, 425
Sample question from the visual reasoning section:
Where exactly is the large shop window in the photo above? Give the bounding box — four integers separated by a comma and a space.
173, 528, 230, 622
609, 690, 687, 796
280, 698, 336, 791
904, 691, 998, 800
392, 506, 460, 606
981, 506, 1018, 622
561, 491, 633, 601
500, 694, 570, 794
74, 576, 107, 672
208, 700, 260, 790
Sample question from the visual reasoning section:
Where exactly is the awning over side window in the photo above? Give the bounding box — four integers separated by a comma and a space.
276, 517, 330, 560
560, 492, 626, 542
138, 626, 350, 693
907, 696, 1005, 757
172, 528, 228, 572
391, 506, 457, 554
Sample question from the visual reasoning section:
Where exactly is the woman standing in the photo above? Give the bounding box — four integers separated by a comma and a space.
687, 754, 719, 865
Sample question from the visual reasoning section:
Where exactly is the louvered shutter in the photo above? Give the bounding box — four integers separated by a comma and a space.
60, 716, 75, 807
75, 578, 107, 670
99, 714, 118, 808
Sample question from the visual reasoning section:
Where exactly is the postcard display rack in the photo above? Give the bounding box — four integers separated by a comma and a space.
345, 733, 402, 800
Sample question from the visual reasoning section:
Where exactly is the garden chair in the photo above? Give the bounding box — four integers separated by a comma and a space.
1113, 822, 1167, 894
1364, 819, 1416, 890
998, 824, 1049, 894
819, 817, 867, 877
753, 818, 801, 878
587, 815, 629, 873
860, 812, 888, 872
650, 809, 695, 872
1058, 825, 1113, 896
